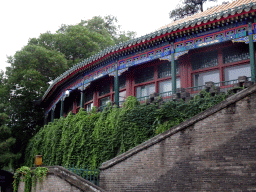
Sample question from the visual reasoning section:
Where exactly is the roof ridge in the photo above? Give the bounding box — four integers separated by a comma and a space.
232, 0, 241, 9
160, 0, 256, 30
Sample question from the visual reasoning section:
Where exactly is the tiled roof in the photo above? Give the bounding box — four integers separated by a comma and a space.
42, 0, 256, 101
159, 0, 256, 30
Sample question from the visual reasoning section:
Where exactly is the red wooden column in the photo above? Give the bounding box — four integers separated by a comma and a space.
93, 91, 98, 108
131, 70, 135, 96
179, 55, 188, 89
218, 49, 224, 84
187, 54, 193, 87
126, 70, 134, 97
72, 101, 76, 114
154, 65, 158, 93
72, 93, 80, 114
185, 55, 190, 88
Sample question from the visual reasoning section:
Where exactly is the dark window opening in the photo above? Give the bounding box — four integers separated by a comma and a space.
158, 61, 179, 79
54, 101, 61, 119
84, 90, 93, 103
223, 44, 249, 64
191, 50, 218, 70
98, 81, 110, 96
134, 66, 154, 84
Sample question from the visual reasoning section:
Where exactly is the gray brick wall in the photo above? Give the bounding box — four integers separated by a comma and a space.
99, 85, 256, 191
18, 175, 82, 192
18, 166, 105, 192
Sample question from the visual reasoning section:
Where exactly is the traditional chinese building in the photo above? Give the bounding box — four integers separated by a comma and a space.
42, 0, 256, 123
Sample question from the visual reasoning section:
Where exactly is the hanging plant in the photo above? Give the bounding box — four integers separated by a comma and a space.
13, 166, 32, 192
13, 166, 48, 192
32, 167, 48, 191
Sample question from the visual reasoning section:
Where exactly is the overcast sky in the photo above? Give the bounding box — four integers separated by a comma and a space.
0, 0, 225, 72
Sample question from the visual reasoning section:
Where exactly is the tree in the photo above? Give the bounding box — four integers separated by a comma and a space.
59, 15, 136, 45
5, 46, 68, 168
29, 15, 136, 67
0, 71, 20, 169
29, 26, 111, 66
169, 0, 217, 21
7, 44, 68, 91
29, 31, 56, 51
115, 31, 137, 45
0, 108, 18, 169
79, 15, 136, 45
79, 16, 117, 37
55, 15, 136, 65
54, 25, 113, 65
5, 15, 136, 167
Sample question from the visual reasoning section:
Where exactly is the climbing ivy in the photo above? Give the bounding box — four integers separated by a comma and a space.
24, 90, 230, 169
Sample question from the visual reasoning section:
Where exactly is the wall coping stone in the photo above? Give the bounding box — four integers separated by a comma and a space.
100, 84, 256, 170
34, 166, 106, 192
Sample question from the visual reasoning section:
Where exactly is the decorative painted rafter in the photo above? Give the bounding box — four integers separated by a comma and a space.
45, 47, 172, 115
44, 21, 255, 115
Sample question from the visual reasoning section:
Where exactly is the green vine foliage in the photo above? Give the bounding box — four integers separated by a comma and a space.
13, 166, 31, 192
24, 91, 229, 169
31, 167, 48, 191
13, 166, 48, 192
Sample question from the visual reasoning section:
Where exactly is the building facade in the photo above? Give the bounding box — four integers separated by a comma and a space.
42, 0, 256, 123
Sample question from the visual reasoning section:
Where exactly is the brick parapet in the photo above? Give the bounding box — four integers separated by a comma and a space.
18, 166, 106, 192
99, 84, 256, 191
100, 84, 256, 170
